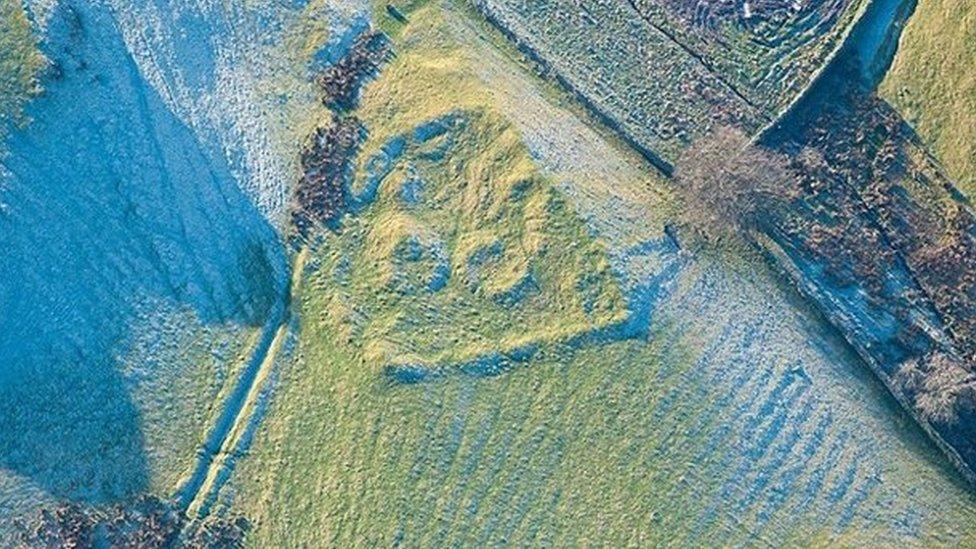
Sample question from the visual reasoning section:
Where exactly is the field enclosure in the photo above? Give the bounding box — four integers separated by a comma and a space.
475, 0, 867, 162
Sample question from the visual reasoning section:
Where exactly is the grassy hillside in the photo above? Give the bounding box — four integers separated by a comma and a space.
0, 0, 44, 130
227, 3, 976, 547
230, 6, 713, 546
0, 1, 324, 535
881, 1, 976, 195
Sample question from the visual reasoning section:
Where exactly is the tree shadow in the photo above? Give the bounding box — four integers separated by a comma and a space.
0, 1, 286, 504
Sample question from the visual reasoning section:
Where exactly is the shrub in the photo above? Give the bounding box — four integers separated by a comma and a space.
896, 351, 976, 426
673, 126, 795, 247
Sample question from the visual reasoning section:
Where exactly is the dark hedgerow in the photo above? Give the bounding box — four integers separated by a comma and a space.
16, 496, 249, 548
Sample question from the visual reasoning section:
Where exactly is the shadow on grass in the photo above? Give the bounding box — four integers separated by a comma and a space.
0, 1, 286, 504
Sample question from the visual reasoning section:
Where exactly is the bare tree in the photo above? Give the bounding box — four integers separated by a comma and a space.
673, 126, 795, 247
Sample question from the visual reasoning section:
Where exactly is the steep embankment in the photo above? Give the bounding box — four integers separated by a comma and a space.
177, 18, 388, 526
881, 0, 976, 196
0, 0, 287, 524
0, 0, 342, 536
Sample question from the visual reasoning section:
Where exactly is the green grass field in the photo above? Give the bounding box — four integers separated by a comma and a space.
224, 4, 976, 546
0, 0, 44, 131
228, 6, 711, 545
881, 1, 976, 195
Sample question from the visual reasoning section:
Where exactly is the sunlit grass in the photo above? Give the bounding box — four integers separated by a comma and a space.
881, 1, 976, 195
0, 0, 44, 131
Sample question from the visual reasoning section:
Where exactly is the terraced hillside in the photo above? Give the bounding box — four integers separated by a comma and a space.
223, 3, 976, 546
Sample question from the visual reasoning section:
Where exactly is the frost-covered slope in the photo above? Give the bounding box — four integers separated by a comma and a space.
0, 0, 365, 533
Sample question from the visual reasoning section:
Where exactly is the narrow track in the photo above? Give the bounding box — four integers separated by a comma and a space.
176, 247, 309, 521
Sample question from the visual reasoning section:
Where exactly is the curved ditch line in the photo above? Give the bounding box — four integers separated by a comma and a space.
175, 248, 308, 519
755, 0, 917, 143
